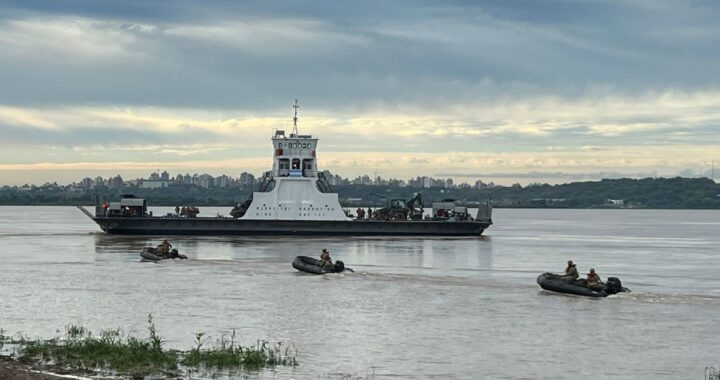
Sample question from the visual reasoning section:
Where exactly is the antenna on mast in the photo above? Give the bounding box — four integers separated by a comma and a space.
292, 99, 300, 137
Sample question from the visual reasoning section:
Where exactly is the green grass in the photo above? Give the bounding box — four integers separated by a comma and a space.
20, 316, 179, 377
5, 315, 297, 378
182, 331, 298, 370
707, 367, 720, 380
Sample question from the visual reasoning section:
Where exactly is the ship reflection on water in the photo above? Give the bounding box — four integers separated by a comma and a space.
92, 231, 494, 272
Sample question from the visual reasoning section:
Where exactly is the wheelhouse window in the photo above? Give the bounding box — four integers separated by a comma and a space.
278, 159, 290, 176
302, 159, 314, 177
291, 159, 301, 169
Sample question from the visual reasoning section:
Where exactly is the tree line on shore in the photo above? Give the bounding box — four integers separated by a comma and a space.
0, 177, 718, 209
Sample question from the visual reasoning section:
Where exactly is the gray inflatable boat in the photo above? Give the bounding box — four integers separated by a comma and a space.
537, 272, 629, 297
140, 247, 187, 262
292, 256, 352, 275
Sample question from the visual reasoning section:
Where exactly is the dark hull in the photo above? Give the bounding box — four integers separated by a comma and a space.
292, 256, 334, 274
537, 273, 628, 298
84, 214, 491, 236
140, 247, 187, 261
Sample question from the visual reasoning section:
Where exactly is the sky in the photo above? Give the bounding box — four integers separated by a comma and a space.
1, 0, 719, 186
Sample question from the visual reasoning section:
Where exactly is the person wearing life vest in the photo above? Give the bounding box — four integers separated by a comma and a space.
319, 248, 333, 268
155, 239, 172, 256
586, 268, 602, 290
561, 260, 579, 282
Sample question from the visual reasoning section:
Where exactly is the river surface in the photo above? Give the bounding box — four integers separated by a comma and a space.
1, 206, 719, 379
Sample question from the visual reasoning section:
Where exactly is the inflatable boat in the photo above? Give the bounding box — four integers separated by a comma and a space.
537, 272, 629, 297
140, 247, 187, 261
292, 256, 352, 275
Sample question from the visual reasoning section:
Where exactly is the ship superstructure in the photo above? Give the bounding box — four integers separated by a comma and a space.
236, 100, 349, 221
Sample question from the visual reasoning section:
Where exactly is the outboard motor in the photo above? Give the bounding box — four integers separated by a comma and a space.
605, 277, 623, 294
333, 260, 345, 273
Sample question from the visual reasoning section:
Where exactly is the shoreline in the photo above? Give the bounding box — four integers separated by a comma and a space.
0, 357, 86, 380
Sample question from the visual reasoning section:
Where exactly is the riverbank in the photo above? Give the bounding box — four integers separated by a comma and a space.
2, 177, 719, 209
0, 316, 297, 380
0, 357, 71, 380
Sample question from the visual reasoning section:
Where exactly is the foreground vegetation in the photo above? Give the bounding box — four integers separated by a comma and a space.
1, 177, 719, 209
2, 315, 297, 378
708, 367, 720, 380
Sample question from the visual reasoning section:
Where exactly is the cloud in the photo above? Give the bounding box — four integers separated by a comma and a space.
1, 1, 719, 109
3, 90, 718, 150
0, 1, 719, 185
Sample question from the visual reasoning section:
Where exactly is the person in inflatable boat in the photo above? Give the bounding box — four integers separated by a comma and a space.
155, 239, 172, 255
586, 268, 602, 290
561, 260, 579, 282
319, 248, 333, 268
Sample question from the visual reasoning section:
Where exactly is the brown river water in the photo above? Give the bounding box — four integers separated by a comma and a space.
1, 206, 719, 379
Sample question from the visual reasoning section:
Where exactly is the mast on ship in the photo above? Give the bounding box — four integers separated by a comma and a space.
292, 99, 300, 137
271, 100, 319, 179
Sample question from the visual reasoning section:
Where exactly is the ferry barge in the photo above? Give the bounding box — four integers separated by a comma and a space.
78, 102, 492, 236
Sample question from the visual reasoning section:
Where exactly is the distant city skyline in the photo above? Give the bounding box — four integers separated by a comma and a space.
1, 1, 718, 185
2, 167, 716, 189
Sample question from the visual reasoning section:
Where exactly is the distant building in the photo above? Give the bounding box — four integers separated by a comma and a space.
215, 175, 231, 188
239, 172, 256, 188
110, 175, 124, 189
141, 171, 173, 189
141, 179, 172, 189
196, 174, 214, 188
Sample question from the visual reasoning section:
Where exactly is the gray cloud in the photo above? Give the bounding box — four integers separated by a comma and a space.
0, 1, 718, 110
0, 122, 222, 147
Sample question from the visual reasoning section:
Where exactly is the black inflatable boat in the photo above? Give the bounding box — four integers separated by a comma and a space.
140, 247, 187, 262
292, 256, 352, 275
537, 273, 629, 297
